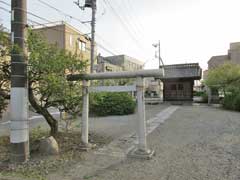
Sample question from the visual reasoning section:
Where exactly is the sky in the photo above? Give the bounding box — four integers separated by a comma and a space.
1, 0, 240, 70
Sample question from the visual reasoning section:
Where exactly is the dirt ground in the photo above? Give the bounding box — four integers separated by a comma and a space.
0, 129, 112, 180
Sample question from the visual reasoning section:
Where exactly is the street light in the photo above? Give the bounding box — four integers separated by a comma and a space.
152, 41, 164, 69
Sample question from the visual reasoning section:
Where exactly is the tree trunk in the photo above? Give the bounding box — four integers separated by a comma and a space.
28, 87, 58, 136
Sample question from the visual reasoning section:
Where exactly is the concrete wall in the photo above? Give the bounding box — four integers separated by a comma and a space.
96, 61, 123, 73
104, 55, 144, 71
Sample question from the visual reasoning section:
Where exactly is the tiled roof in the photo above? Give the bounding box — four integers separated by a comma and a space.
160, 63, 202, 79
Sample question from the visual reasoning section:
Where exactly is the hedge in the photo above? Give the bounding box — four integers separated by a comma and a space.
223, 92, 240, 111
90, 92, 136, 116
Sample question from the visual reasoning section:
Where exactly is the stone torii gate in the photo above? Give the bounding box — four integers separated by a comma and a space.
67, 69, 164, 159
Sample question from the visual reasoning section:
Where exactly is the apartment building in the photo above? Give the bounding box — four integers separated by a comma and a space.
208, 42, 240, 70
103, 55, 144, 71
96, 55, 123, 73
33, 21, 93, 72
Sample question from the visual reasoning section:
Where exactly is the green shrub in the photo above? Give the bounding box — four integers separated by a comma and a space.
223, 91, 240, 111
193, 91, 205, 96
201, 92, 208, 103
90, 92, 136, 116
233, 93, 240, 111
0, 96, 7, 118
223, 93, 235, 110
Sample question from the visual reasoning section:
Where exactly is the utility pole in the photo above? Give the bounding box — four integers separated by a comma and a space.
158, 41, 161, 69
75, 0, 97, 73
90, 0, 96, 73
153, 41, 164, 100
10, 0, 29, 162
153, 40, 163, 69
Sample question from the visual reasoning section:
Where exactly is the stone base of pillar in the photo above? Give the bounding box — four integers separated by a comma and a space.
127, 147, 155, 160
79, 143, 96, 152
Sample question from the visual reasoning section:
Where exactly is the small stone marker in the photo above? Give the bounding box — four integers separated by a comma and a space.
39, 136, 59, 155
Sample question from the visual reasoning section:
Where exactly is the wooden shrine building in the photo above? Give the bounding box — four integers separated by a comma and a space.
160, 63, 202, 101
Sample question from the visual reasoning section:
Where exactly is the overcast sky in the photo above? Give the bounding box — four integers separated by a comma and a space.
1, 0, 240, 70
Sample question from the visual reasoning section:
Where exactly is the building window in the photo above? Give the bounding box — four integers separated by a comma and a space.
79, 40, 86, 51
78, 41, 81, 50
69, 35, 73, 47
82, 41, 86, 51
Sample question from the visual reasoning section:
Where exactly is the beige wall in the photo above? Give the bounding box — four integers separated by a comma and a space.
208, 55, 229, 70
64, 24, 91, 72
228, 43, 240, 65
33, 25, 65, 49
33, 22, 92, 73
208, 42, 240, 70
203, 70, 208, 80
64, 24, 91, 60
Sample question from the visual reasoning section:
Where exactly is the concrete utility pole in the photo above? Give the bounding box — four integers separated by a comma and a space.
10, 0, 29, 162
75, 0, 97, 73
90, 0, 96, 73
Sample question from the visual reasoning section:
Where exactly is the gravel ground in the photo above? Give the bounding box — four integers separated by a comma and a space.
51, 105, 240, 180
2, 104, 240, 180
88, 104, 169, 139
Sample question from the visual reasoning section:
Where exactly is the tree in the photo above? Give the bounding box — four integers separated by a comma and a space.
205, 63, 240, 90
27, 30, 87, 136
0, 30, 87, 136
0, 29, 10, 118
205, 63, 240, 111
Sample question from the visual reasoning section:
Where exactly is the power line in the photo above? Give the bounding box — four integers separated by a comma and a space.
123, 0, 147, 39
1, 6, 117, 56
0, 6, 11, 13
0, 0, 10, 6
113, 0, 153, 59
115, 0, 145, 41
34, 0, 121, 55
0, 1, 53, 24
102, 0, 152, 62
36, 0, 85, 25
28, 20, 117, 55
103, 0, 144, 51
0, 0, 146, 58
126, 0, 146, 32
